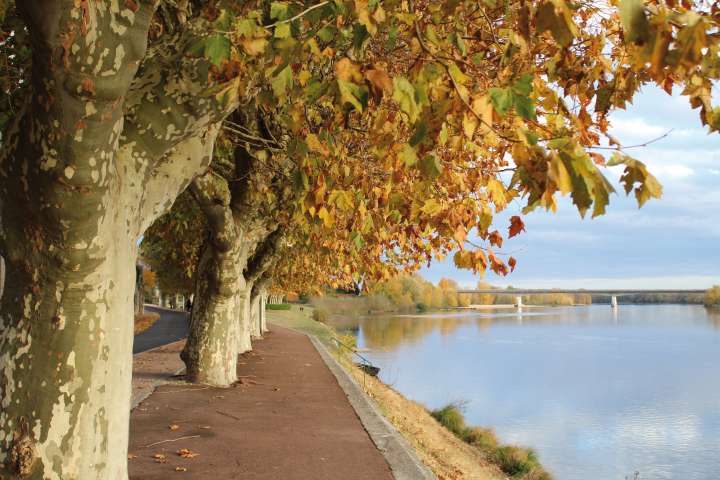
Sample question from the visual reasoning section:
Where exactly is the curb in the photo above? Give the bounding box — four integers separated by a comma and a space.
131, 341, 186, 410
308, 335, 437, 480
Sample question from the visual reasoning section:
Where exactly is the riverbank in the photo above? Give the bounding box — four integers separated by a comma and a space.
269, 306, 551, 480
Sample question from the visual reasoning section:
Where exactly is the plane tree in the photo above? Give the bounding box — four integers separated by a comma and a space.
0, 0, 719, 478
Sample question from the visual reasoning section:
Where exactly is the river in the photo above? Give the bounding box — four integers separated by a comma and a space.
333, 305, 720, 480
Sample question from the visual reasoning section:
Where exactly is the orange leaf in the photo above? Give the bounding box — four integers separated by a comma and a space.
508, 216, 525, 238
488, 230, 503, 248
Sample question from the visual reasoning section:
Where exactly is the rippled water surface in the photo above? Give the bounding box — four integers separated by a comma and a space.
340, 305, 720, 480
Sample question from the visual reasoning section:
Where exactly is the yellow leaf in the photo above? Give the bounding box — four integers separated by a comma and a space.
335, 58, 363, 83
548, 155, 573, 194
421, 199, 443, 216
318, 206, 334, 227
462, 111, 478, 139
306, 134, 329, 155
486, 179, 508, 209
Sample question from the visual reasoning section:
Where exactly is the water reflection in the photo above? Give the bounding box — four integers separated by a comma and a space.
333, 305, 720, 480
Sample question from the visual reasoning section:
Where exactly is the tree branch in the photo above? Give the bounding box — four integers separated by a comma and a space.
189, 168, 237, 253
245, 228, 284, 285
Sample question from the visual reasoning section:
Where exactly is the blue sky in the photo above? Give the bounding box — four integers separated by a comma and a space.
422, 86, 720, 289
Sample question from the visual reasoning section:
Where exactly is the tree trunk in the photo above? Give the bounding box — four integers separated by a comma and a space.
260, 290, 269, 334
249, 283, 262, 339
181, 240, 243, 387
0, 207, 137, 479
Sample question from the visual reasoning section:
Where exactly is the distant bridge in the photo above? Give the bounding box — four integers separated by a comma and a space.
455, 289, 706, 309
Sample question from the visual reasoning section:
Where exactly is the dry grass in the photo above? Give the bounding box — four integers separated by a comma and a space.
342, 357, 506, 480
134, 312, 160, 335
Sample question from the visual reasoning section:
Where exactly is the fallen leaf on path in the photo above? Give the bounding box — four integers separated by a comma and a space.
169, 424, 180, 431
128, 454, 136, 460
177, 448, 199, 459
175, 466, 187, 472
153, 453, 167, 464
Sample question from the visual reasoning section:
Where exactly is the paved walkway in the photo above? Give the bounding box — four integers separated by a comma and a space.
128, 326, 395, 480
132, 340, 185, 409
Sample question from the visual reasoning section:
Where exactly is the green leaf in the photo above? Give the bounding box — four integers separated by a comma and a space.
448, 62, 470, 85
418, 154, 443, 179
513, 74, 533, 96
409, 121, 428, 147
317, 26, 336, 42
513, 95, 536, 120
205, 34, 231, 66
619, 0, 651, 44
213, 10, 234, 31
488, 87, 512, 116
350, 231, 365, 250
270, 2, 289, 20
338, 80, 369, 111
271, 65, 294, 99
274, 23, 291, 39
392, 77, 421, 123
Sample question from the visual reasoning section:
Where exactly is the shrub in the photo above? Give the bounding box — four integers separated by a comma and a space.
462, 427, 498, 450
312, 308, 329, 323
494, 446, 544, 477
430, 404, 466, 437
266, 303, 292, 310
430, 403, 552, 479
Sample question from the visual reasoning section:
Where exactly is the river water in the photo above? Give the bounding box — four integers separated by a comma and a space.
338, 305, 720, 480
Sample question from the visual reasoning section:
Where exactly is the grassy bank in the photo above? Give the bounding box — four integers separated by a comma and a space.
431, 405, 551, 479
134, 312, 160, 335
267, 305, 551, 480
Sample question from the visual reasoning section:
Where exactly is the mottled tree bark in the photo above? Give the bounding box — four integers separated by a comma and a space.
0, 2, 235, 478
181, 238, 243, 386
181, 168, 245, 386
180, 111, 290, 384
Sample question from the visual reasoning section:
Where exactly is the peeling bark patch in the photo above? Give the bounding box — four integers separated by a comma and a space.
8, 426, 36, 477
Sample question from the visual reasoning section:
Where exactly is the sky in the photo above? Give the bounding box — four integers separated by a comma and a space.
421, 86, 720, 289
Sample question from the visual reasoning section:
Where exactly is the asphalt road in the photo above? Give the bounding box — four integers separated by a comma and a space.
133, 305, 189, 354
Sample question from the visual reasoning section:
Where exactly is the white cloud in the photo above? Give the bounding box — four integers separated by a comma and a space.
610, 117, 668, 140
647, 164, 694, 179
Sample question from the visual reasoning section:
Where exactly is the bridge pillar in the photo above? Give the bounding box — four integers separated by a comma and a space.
611, 295, 618, 309
515, 296, 523, 310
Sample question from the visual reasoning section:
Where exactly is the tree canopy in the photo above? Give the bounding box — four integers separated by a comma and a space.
1, 1, 719, 478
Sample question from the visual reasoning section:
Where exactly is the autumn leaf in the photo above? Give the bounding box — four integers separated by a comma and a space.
365, 68, 393, 98
177, 448, 199, 459
488, 230, 503, 248
508, 216, 525, 238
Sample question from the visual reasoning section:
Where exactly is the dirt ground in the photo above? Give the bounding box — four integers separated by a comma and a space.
128, 327, 394, 480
